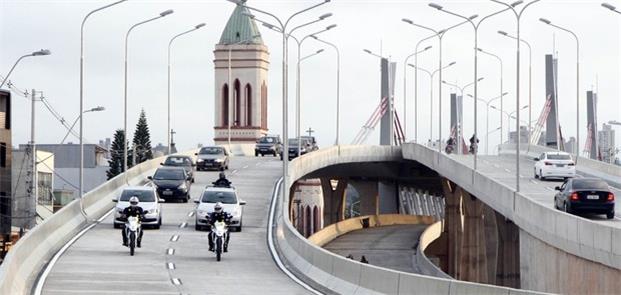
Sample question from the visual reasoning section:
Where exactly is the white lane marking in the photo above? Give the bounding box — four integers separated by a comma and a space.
255, 162, 261, 166
519, 174, 525, 178
171, 278, 182, 286
167, 262, 175, 270
545, 187, 554, 191
267, 178, 322, 295
504, 168, 511, 173
179, 222, 187, 228
530, 180, 538, 184
188, 211, 195, 217
231, 170, 238, 174
170, 235, 179, 242
243, 165, 249, 169
167, 248, 175, 255
34, 208, 116, 295
493, 164, 500, 168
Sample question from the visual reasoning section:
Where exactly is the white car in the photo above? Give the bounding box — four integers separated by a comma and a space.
113, 186, 163, 229
194, 186, 246, 232
534, 151, 576, 180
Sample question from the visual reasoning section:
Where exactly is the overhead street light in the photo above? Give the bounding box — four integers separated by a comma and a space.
167, 22, 206, 155
311, 35, 341, 147
62, 106, 106, 144
602, 3, 621, 14
402, 44, 433, 142
123, 9, 174, 176
0, 49, 51, 89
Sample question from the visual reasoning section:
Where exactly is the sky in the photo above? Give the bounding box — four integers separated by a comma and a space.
1, 0, 620, 155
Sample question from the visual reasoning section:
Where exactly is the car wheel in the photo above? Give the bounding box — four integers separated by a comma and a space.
607, 211, 615, 219
255, 151, 258, 157
564, 202, 572, 214
220, 166, 224, 171
539, 170, 545, 180
195, 224, 201, 231
534, 168, 539, 179
192, 178, 195, 183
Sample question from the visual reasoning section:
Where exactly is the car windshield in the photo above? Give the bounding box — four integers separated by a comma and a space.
201, 190, 237, 204
199, 147, 224, 155
259, 137, 276, 144
288, 139, 299, 145
547, 154, 571, 160
164, 157, 192, 166
154, 169, 185, 180
573, 179, 609, 190
120, 190, 155, 202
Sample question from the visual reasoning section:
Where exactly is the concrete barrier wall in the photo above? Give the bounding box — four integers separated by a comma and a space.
0, 150, 196, 294
402, 143, 621, 273
308, 214, 435, 247
415, 221, 452, 279
274, 145, 545, 294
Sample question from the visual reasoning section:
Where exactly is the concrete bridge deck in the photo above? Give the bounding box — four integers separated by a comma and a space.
41, 157, 308, 295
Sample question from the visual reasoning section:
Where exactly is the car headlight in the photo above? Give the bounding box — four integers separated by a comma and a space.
214, 158, 224, 162
148, 208, 158, 214
233, 208, 241, 217
197, 210, 208, 216
178, 183, 187, 190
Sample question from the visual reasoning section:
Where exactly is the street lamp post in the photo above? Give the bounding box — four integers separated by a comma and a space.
402, 17, 475, 156
442, 78, 483, 154
539, 18, 580, 163
311, 35, 341, 147
295, 48, 324, 155
429, 1, 521, 170
123, 10, 174, 177
402, 45, 433, 141
62, 106, 106, 144
168, 23, 206, 155
490, 0, 542, 192
476, 47, 504, 146
78, 0, 125, 219
0, 49, 51, 89
408, 62, 456, 145
230, 0, 331, 200
498, 31, 531, 146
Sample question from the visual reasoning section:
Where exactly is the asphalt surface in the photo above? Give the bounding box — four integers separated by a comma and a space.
323, 224, 427, 274
41, 156, 309, 295
458, 154, 621, 223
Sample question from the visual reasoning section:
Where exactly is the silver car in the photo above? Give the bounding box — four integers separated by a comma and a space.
194, 186, 246, 232
195, 146, 229, 171
113, 186, 163, 229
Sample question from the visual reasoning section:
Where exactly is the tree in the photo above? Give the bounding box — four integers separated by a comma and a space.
132, 109, 153, 164
107, 129, 132, 180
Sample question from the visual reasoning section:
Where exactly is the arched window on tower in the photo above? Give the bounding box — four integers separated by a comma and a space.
222, 84, 229, 127
234, 79, 241, 126
261, 81, 267, 129
245, 84, 252, 127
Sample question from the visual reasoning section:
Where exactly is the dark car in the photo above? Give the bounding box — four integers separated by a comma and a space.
149, 166, 192, 202
162, 155, 195, 183
554, 177, 615, 219
255, 135, 282, 157
300, 135, 318, 151
281, 138, 310, 161
195, 146, 229, 171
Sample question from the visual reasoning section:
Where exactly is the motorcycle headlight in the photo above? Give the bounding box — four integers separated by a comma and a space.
197, 158, 204, 162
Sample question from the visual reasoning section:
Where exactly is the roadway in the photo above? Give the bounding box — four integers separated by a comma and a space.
453, 154, 621, 223
322, 224, 427, 274
40, 156, 309, 295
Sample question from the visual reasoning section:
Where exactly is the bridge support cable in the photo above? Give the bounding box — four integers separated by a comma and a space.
351, 97, 388, 145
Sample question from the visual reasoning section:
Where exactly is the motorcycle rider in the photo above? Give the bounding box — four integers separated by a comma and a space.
469, 134, 480, 154
208, 202, 233, 252
445, 137, 455, 154
212, 172, 232, 187
121, 196, 145, 247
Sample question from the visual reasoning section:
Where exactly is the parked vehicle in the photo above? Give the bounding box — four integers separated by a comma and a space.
113, 186, 163, 229
534, 152, 576, 180
195, 146, 229, 171
194, 186, 246, 232
254, 135, 282, 157
149, 166, 192, 202
125, 216, 141, 256
162, 155, 195, 183
554, 177, 615, 219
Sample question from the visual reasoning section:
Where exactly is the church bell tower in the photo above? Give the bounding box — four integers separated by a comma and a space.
213, 1, 269, 155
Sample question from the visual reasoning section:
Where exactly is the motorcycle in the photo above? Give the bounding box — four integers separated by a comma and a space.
125, 216, 141, 256
469, 143, 478, 155
445, 144, 454, 154
212, 220, 228, 261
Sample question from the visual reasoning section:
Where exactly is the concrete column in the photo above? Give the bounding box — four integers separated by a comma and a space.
495, 211, 520, 288
441, 179, 462, 278
483, 204, 499, 284
378, 181, 399, 214
320, 178, 348, 226
459, 192, 488, 283
350, 180, 378, 217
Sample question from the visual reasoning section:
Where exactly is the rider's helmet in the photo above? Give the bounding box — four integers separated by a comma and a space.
219, 172, 226, 179
214, 202, 223, 213
129, 196, 139, 208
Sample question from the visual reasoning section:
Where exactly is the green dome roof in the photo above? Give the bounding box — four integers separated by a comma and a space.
219, 1, 264, 45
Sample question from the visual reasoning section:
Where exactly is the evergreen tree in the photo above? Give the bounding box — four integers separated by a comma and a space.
107, 129, 132, 180
132, 109, 153, 164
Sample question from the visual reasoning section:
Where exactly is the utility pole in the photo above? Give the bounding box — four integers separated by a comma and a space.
28, 89, 37, 229
170, 129, 176, 154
